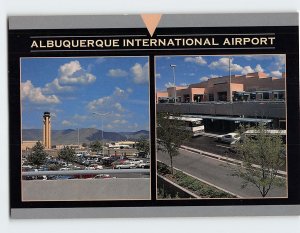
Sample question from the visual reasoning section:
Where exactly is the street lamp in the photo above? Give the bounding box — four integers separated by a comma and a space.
228, 56, 232, 103
92, 112, 111, 155
170, 64, 177, 103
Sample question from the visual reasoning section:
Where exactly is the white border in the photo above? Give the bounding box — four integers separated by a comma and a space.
2, 1, 300, 233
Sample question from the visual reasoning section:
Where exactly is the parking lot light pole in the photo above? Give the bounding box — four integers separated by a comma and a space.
170, 64, 177, 103
228, 56, 232, 103
92, 112, 111, 155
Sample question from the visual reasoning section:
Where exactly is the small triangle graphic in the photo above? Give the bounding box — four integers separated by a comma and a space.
141, 14, 162, 37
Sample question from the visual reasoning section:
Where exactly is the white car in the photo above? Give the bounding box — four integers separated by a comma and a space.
136, 161, 150, 168
217, 133, 240, 144
128, 158, 144, 165
115, 162, 136, 169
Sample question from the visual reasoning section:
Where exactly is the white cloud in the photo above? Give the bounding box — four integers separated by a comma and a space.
106, 124, 113, 129
113, 87, 127, 97
255, 64, 264, 72
25, 61, 96, 99
242, 55, 285, 72
59, 60, 96, 85
164, 82, 175, 88
87, 96, 112, 110
180, 83, 189, 87
156, 73, 161, 78
270, 70, 282, 77
21, 80, 60, 104
199, 74, 218, 83
107, 68, 128, 77
112, 119, 128, 124
209, 57, 243, 72
199, 76, 209, 82
131, 62, 149, 84
209, 57, 267, 76
114, 102, 125, 112
184, 56, 207, 65
272, 55, 286, 70
43, 78, 75, 94
87, 87, 131, 112
62, 120, 73, 126
241, 66, 255, 75
126, 88, 133, 93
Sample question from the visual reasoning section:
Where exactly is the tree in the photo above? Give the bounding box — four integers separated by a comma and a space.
82, 142, 88, 148
156, 112, 192, 174
90, 140, 103, 153
230, 124, 286, 197
27, 141, 47, 168
58, 146, 76, 163
136, 137, 150, 156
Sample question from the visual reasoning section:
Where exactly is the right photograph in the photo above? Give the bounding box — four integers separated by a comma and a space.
155, 55, 287, 199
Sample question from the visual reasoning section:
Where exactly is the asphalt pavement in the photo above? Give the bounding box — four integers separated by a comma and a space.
157, 148, 287, 198
183, 135, 236, 158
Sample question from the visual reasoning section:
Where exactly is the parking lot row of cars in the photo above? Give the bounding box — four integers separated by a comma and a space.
22, 153, 151, 180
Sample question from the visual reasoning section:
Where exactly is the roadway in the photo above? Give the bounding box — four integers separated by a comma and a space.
183, 134, 286, 170
157, 148, 287, 198
183, 135, 236, 158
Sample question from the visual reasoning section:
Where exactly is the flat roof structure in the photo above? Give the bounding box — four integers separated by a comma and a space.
182, 114, 273, 123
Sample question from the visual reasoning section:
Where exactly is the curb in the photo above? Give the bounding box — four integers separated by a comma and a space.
157, 174, 201, 199
180, 145, 287, 178
157, 160, 240, 198
171, 166, 241, 198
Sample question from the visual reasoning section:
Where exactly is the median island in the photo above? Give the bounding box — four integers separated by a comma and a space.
157, 161, 236, 199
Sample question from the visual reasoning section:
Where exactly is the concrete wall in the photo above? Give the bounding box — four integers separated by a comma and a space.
157, 175, 198, 199
22, 178, 151, 201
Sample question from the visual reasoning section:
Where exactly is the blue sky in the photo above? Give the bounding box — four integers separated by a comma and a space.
21, 57, 149, 131
155, 55, 286, 91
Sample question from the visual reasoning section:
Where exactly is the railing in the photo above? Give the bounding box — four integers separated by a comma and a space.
22, 169, 150, 177
158, 100, 285, 104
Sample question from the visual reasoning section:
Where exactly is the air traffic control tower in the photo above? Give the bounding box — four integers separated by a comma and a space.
43, 112, 51, 149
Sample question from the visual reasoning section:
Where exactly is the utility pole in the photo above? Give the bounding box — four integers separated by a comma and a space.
92, 112, 111, 155
229, 56, 232, 103
170, 64, 177, 103
77, 128, 80, 148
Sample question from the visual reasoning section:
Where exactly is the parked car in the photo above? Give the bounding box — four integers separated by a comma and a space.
217, 133, 240, 144
93, 174, 111, 179
114, 162, 136, 169
90, 164, 103, 170
136, 161, 150, 168
128, 158, 143, 165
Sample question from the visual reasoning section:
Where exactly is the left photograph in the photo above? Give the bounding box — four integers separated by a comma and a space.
20, 57, 151, 201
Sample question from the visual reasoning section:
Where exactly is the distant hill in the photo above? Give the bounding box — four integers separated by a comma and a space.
22, 128, 149, 145
119, 130, 150, 140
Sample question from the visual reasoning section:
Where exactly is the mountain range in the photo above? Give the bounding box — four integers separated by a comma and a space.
22, 128, 149, 145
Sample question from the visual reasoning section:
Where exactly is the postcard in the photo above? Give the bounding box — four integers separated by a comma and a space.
8, 13, 300, 218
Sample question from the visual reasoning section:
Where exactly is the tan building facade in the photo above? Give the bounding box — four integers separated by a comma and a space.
21, 141, 38, 151
157, 72, 285, 103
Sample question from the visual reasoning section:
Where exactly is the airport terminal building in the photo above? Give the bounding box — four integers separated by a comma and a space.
156, 72, 286, 133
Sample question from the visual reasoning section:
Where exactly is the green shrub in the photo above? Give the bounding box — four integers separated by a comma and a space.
159, 162, 236, 198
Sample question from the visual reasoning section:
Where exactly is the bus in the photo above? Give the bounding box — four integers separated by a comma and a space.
168, 116, 205, 137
